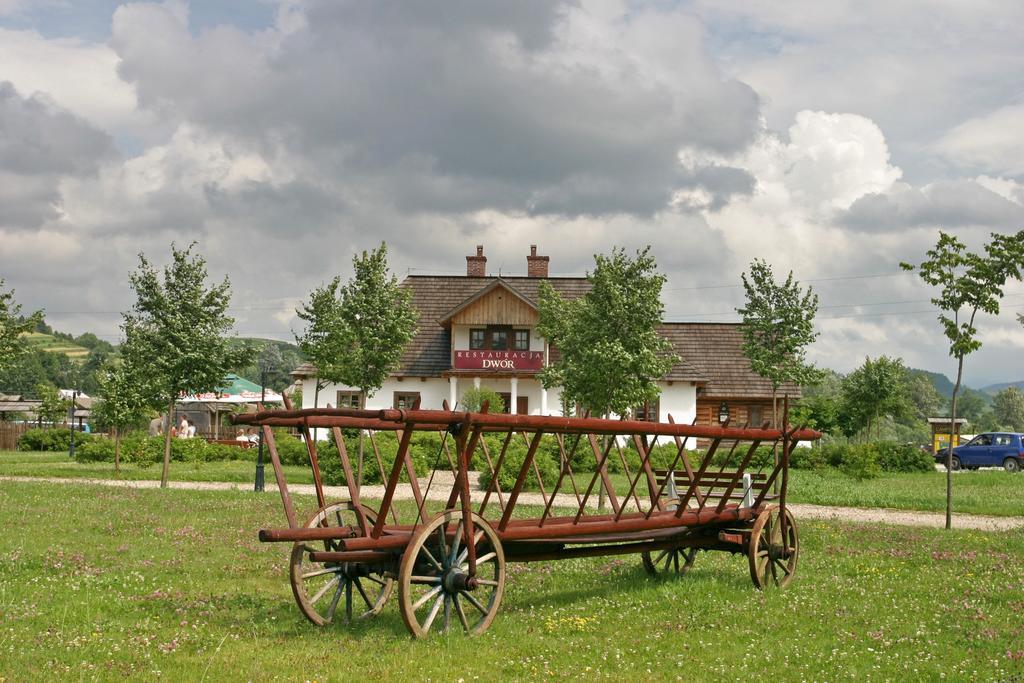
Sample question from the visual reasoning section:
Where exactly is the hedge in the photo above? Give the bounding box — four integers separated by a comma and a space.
73, 433, 257, 465
18, 428, 96, 452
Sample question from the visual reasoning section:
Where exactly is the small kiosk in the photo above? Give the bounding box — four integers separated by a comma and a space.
927, 417, 969, 455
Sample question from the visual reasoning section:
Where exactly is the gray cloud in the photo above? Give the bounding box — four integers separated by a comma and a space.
841, 180, 1024, 232
0, 81, 115, 228
109, 0, 761, 218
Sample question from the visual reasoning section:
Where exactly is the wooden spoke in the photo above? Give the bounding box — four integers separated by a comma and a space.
453, 594, 470, 631
410, 575, 442, 585
423, 593, 444, 631
456, 530, 486, 566
354, 578, 374, 609
399, 510, 506, 638
460, 590, 489, 615
642, 546, 698, 577
748, 506, 799, 590
326, 582, 344, 622
289, 501, 394, 626
310, 576, 340, 605
419, 545, 444, 573
303, 566, 340, 580
412, 585, 444, 610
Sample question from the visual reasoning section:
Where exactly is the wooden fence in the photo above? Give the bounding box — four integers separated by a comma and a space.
0, 423, 34, 450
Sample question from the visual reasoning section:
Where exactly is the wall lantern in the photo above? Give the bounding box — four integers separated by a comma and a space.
718, 402, 729, 424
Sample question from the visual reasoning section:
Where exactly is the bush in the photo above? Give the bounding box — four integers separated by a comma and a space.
18, 428, 95, 452
478, 438, 560, 492
874, 442, 935, 473
788, 445, 829, 470
71, 433, 257, 465
269, 429, 309, 466
839, 444, 882, 481
318, 430, 449, 487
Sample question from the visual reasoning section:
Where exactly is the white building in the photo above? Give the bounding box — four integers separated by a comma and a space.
293, 246, 797, 433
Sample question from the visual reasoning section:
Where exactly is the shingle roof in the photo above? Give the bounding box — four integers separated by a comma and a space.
658, 323, 801, 400
290, 277, 799, 400
400, 275, 591, 376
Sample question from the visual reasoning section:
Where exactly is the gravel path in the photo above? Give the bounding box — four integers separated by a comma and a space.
3, 474, 1021, 531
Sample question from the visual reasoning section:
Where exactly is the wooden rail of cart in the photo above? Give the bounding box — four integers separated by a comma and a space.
233, 400, 819, 638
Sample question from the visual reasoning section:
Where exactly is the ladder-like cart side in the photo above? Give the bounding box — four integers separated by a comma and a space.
233, 402, 820, 638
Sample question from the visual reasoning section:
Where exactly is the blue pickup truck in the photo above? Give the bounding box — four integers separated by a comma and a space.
936, 432, 1024, 472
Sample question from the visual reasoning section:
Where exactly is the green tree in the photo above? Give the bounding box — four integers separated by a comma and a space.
0, 348, 48, 396
992, 387, 1024, 431
294, 277, 346, 408
905, 373, 944, 423
459, 387, 505, 414
537, 246, 677, 418
122, 243, 253, 488
955, 389, 990, 426
0, 279, 43, 374
793, 370, 843, 435
35, 382, 69, 425
736, 259, 822, 432
839, 356, 911, 440
901, 229, 1024, 528
93, 354, 152, 473
335, 243, 418, 407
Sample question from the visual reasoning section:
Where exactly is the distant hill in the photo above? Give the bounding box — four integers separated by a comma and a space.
907, 368, 955, 397
980, 380, 1024, 395
23, 332, 91, 361
231, 337, 305, 392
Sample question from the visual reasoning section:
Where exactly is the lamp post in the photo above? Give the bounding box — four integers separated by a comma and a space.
68, 389, 78, 458
255, 364, 267, 492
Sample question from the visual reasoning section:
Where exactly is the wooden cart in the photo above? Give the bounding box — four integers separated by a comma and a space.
234, 400, 819, 638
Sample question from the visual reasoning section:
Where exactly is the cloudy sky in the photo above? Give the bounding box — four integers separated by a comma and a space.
2, 0, 1024, 387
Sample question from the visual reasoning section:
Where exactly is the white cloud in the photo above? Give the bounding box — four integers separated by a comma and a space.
0, 28, 149, 138
935, 105, 1024, 176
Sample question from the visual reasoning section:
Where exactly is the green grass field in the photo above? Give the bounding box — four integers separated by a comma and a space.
0, 450, 315, 485
23, 331, 91, 359
3, 450, 1023, 516
0, 480, 1021, 681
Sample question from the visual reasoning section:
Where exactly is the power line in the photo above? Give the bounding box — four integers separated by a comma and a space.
664, 271, 912, 292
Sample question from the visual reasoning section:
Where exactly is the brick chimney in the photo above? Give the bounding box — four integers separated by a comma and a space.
466, 245, 487, 277
526, 244, 549, 277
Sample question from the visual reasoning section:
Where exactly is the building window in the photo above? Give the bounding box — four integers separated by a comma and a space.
470, 329, 486, 350
393, 392, 421, 410
635, 398, 659, 422
513, 329, 530, 350
336, 391, 361, 409
469, 326, 516, 350
490, 328, 509, 350
497, 393, 512, 414
748, 405, 763, 427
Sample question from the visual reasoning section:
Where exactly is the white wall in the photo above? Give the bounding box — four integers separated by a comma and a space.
300, 376, 690, 422
657, 382, 697, 424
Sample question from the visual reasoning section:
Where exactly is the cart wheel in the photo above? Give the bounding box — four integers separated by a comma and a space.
289, 501, 393, 626
748, 506, 798, 590
641, 547, 697, 576
398, 510, 505, 638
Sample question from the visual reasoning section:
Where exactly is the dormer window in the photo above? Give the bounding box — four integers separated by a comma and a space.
470, 329, 486, 349
469, 326, 527, 350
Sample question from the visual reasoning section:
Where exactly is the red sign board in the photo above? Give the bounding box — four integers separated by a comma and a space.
454, 350, 543, 371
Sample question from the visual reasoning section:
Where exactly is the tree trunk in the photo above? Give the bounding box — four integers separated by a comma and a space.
161, 396, 174, 488
946, 356, 964, 530
357, 391, 365, 488
114, 425, 121, 475
771, 389, 778, 493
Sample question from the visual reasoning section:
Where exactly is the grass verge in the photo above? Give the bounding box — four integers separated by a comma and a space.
1, 480, 1022, 681
3, 450, 1023, 516
0, 450, 314, 485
